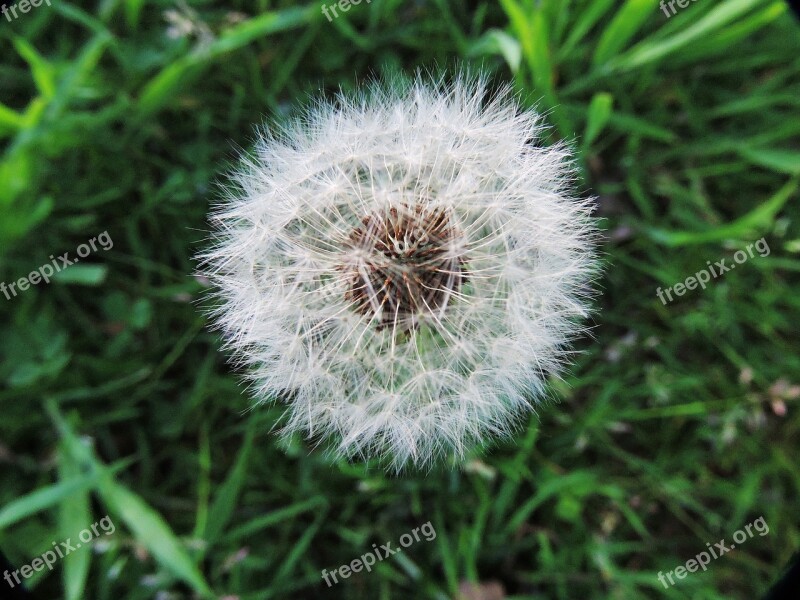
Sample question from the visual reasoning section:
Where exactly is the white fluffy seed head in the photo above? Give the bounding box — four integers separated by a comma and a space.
200, 72, 600, 470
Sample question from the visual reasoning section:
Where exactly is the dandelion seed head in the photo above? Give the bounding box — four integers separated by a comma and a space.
200, 71, 600, 469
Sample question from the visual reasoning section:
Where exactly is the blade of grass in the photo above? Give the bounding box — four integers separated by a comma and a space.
583, 92, 614, 150
138, 6, 315, 115
201, 419, 257, 543
11, 37, 56, 100
609, 0, 765, 71
222, 497, 328, 542
737, 147, 800, 176
592, 0, 655, 66
45, 400, 214, 598
468, 29, 523, 73
59, 441, 92, 600
647, 178, 798, 246
0, 475, 99, 530
559, 0, 616, 59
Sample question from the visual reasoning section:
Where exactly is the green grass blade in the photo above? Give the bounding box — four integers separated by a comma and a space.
592, 0, 655, 66
647, 178, 798, 246
46, 400, 213, 597
138, 6, 315, 115
737, 147, 800, 176
559, 0, 616, 58
11, 37, 56, 100
222, 497, 327, 541
58, 442, 92, 600
203, 420, 257, 543
610, 0, 765, 70
0, 475, 98, 530
468, 29, 523, 73
52, 264, 109, 286
0, 102, 25, 137
583, 92, 614, 149
99, 480, 213, 597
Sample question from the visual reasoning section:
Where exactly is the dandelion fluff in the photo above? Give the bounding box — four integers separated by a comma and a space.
201, 72, 599, 469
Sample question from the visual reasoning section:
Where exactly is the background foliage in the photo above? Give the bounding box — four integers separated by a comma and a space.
1, 0, 798, 598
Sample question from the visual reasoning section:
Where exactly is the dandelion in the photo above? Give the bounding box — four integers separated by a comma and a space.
201, 72, 599, 469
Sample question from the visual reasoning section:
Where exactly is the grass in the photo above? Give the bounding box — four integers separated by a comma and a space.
1, 0, 798, 598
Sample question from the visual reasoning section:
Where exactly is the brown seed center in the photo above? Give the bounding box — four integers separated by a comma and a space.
344, 204, 466, 330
